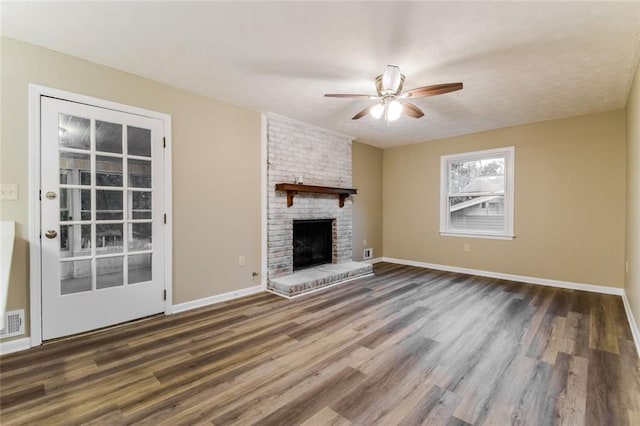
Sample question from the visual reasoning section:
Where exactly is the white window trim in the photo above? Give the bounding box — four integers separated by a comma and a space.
439, 146, 515, 240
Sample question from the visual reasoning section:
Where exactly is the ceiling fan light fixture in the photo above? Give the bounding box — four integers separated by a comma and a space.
387, 100, 403, 121
370, 103, 384, 119
324, 65, 462, 122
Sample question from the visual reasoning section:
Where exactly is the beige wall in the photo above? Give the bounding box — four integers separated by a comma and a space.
1, 36, 633, 343
383, 110, 626, 288
352, 142, 383, 261
0, 37, 262, 336
626, 64, 640, 330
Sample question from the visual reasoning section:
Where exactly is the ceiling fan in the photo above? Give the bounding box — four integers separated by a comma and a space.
324, 65, 463, 121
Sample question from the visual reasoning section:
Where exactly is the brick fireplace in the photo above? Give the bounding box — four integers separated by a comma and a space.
266, 114, 372, 296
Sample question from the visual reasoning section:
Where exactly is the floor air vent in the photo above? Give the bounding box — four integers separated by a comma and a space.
0, 309, 25, 339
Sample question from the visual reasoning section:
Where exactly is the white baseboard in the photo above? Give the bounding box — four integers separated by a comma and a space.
364, 257, 383, 264
0, 336, 31, 355
170, 285, 263, 314
381, 257, 624, 296
622, 291, 640, 357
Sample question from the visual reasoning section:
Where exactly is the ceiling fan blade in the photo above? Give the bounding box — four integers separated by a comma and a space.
352, 106, 371, 120
400, 101, 424, 118
402, 82, 463, 98
324, 94, 377, 99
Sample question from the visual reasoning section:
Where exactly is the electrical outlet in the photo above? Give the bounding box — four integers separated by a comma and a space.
463, 243, 470, 253
238, 256, 246, 267
363, 248, 373, 260
0, 184, 18, 201
363, 239, 367, 246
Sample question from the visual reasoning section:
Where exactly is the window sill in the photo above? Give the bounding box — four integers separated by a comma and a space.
439, 231, 515, 241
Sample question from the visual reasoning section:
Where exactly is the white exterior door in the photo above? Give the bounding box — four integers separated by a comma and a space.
40, 96, 166, 340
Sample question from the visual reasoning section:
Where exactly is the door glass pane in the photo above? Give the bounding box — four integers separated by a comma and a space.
59, 114, 90, 150
129, 223, 152, 251
128, 159, 151, 188
96, 190, 123, 220
96, 121, 122, 154
129, 191, 151, 219
128, 126, 151, 157
96, 156, 123, 187
96, 257, 124, 289
60, 188, 91, 222
60, 170, 72, 185
128, 254, 152, 284
96, 224, 123, 254
60, 152, 90, 185
79, 171, 91, 185
60, 224, 91, 258
60, 259, 92, 294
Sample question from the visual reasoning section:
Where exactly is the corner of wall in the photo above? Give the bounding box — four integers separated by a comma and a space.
352, 142, 384, 263
625, 58, 640, 334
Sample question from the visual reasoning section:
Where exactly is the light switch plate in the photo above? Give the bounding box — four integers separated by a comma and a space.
0, 184, 18, 201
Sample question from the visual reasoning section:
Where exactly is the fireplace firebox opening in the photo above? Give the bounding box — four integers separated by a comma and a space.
293, 219, 334, 270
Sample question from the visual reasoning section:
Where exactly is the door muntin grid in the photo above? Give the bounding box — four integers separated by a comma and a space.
58, 114, 153, 295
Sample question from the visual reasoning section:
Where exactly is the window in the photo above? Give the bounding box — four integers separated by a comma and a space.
440, 147, 515, 239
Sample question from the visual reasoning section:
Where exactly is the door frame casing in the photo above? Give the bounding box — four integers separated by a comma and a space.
28, 84, 173, 347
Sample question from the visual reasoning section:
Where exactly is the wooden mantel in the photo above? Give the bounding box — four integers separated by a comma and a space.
275, 183, 357, 208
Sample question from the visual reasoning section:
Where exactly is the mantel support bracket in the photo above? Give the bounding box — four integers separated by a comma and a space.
286, 190, 298, 208
338, 194, 348, 208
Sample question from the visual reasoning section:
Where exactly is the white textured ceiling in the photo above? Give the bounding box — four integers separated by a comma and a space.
2, 1, 640, 148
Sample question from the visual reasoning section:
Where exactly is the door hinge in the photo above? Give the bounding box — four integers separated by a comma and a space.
39, 190, 42, 201
163, 289, 167, 301
163, 137, 166, 148
163, 213, 167, 224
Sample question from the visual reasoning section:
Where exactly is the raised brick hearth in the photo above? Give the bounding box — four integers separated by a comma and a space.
269, 261, 374, 297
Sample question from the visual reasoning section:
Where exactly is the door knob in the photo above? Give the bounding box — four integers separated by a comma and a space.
45, 191, 57, 200
45, 230, 57, 239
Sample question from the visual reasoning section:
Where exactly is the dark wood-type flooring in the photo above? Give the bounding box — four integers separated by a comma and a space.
1, 263, 639, 425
